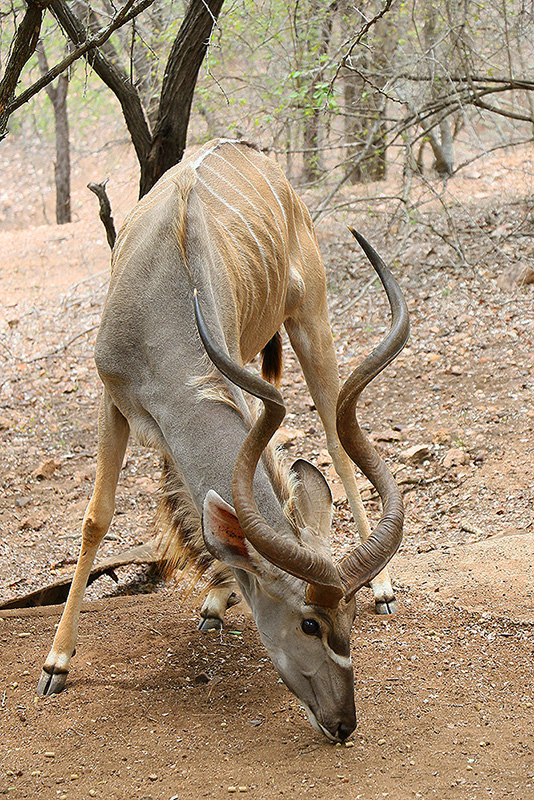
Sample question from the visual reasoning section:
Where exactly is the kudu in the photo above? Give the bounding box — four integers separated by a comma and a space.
37, 139, 409, 742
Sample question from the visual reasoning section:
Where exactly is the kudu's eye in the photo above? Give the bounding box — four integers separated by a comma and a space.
301, 618, 320, 636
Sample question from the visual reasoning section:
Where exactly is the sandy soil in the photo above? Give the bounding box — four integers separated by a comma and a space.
0, 142, 533, 799
1, 593, 533, 800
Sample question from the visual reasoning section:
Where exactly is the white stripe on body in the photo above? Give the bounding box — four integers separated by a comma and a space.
227, 142, 293, 245
187, 138, 244, 171
201, 161, 281, 266
225, 142, 322, 276
210, 150, 289, 265
196, 173, 271, 295
204, 211, 252, 269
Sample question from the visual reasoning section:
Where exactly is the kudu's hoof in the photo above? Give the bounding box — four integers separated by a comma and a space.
36, 668, 68, 696
198, 616, 223, 632
375, 598, 398, 615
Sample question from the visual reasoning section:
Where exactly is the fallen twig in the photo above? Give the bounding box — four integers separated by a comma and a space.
24, 324, 99, 363
0, 542, 158, 610
460, 522, 485, 537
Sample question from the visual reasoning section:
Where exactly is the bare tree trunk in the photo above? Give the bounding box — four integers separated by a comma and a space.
0, 1, 53, 139
141, 0, 224, 195
422, 1, 454, 176
342, 2, 389, 184
51, 0, 153, 186
300, 1, 336, 183
53, 75, 71, 223
52, 0, 224, 199
36, 43, 71, 224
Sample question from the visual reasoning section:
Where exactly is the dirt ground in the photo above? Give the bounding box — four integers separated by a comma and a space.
0, 141, 533, 799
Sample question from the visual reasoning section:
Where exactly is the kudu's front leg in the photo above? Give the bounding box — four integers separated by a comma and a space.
37, 392, 129, 695
286, 317, 397, 614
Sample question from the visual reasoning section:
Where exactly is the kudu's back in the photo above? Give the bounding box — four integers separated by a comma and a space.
104, 139, 324, 369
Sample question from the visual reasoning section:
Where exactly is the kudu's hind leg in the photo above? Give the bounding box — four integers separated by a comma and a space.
37, 392, 129, 695
286, 317, 397, 614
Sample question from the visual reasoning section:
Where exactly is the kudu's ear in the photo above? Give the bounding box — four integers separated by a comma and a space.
290, 459, 333, 538
202, 490, 260, 574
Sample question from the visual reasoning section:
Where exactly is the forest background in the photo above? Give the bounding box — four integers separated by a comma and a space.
1, 0, 534, 285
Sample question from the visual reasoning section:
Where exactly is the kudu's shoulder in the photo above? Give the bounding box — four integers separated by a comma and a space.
111, 164, 198, 269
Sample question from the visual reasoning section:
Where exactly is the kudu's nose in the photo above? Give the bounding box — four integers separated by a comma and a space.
337, 720, 356, 742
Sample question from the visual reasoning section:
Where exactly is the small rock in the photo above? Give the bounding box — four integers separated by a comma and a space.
371, 428, 403, 443
443, 448, 469, 469
32, 459, 61, 480
417, 541, 436, 554
44, 751, 55, 758
228, 787, 238, 794
432, 428, 452, 446
194, 672, 210, 684
449, 365, 463, 376
15, 496, 31, 508
377, 738, 387, 745
19, 515, 44, 531
148, 773, 158, 781
0, 415, 12, 430
474, 452, 485, 465
399, 444, 431, 465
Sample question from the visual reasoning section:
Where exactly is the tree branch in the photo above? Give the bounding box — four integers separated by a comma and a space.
1, 0, 156, 157
473, 98, 534, 124
49, 0, 153, 168
88, 180, 117, 249
141, 0, 225, 195
0, 0, 54, 138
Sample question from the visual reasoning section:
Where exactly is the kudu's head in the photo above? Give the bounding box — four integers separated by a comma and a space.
194, 231, 409, 742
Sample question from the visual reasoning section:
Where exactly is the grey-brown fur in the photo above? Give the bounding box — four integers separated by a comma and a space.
156, 387, 298, 591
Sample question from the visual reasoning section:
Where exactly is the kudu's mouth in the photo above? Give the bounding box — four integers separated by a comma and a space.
301, 703, 356, 743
